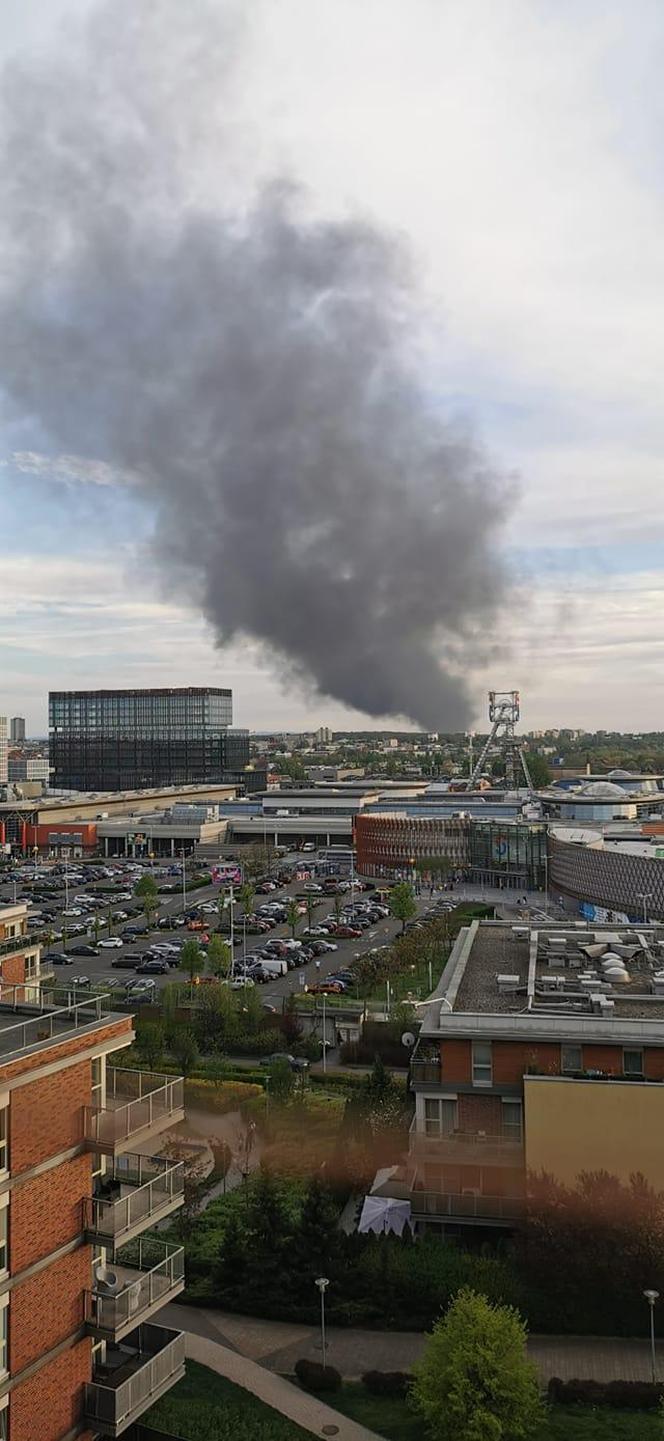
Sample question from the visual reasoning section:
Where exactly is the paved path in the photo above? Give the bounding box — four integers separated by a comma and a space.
163, 1303, 660, 1383
184, 1331, 387, 1440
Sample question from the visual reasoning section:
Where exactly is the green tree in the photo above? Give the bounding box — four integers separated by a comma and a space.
135, 1020, 165, 1070
242, 844, 274, 881
333, 893, 343, 926
170, 1027, 199, 1079
388, 881, 417, 933
134, 873, 159, 927
417, 854, 452, 884
523, 752, 552, 788
305, 894, 317, 931
411, 1288, 543, 1441
268, 1056, 295, 1104
179, 938, 204, 986
93, 914, 101, 945
106, 902, 114, 936
286, 899, 300, 938
238, 880, 256, 917
206, 934, 231, 981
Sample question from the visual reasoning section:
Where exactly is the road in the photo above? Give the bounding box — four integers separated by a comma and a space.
0, 853, 435, 1001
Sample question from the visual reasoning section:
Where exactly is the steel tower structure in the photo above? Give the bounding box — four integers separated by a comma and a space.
465, 690, 533, 790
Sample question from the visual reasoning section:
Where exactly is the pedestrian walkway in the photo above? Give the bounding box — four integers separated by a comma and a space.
162, 1302, 659, 1383
184, 1331, 387, 1440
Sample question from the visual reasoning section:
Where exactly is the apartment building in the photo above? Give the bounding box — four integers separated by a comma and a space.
0, 903, 186, 1439
407, 918, 664, 1236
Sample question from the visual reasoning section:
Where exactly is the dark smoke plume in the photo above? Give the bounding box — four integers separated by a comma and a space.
0, 0, 514, 729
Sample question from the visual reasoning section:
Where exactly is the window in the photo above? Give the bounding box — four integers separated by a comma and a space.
423, 1098, 457, 1136
0, 1108, 8, 1176
0, 1297, 9, 1377
91, 1056, 104, 1109
472, 1042, 492, 1087
0, 1206, 8, 1277
502, 1100, 523, 1141
561, 1044, 582, 1073
624, 1048, 644, 1076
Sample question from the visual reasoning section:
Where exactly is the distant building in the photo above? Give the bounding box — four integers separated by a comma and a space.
7, 757, 50, 784
0, 719, 6, 785
49, 686, 249, 791
315, 725, 333, 745
9, 717, 25, 743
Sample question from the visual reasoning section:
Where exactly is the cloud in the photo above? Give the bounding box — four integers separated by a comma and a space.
6, 450, 139, 488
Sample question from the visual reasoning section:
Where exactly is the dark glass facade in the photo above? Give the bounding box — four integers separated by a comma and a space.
49, 687, 248, 792
468, 822, 547, 890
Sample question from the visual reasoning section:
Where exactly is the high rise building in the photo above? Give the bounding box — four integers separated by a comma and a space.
9, 719, 25, 744
0, 901, 186, 1437
7, 757, 50, 784
0, 721, 7, 786
49, 687, 249, 792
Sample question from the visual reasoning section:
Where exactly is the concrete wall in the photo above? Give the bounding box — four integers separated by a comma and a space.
524, 1075, 664, 1188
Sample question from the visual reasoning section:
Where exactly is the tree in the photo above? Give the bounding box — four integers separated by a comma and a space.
179, 938, 204, 986
106, 902, 114, 936
135, 1020, 165, 1070
333, 893, 343, 926
286, 899, 300, 938
134, 873, 159, 926
93, 914, 101, 945
523, 752, 552, 788
417, 855, 452, 884
305, 894, 317, 931
238, 880, 256, 917
170, 1027, 199, 1078
242, 844, 274, 881
411, 1288, 543, 1441
206, 934, 231, 981
282, 993, 303, 1047
388, 881, 417, 933
268, 1056, 295, 1104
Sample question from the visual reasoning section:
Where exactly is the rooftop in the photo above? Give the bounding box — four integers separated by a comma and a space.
0, 985, 127, 1064
422, 919, 664, 1039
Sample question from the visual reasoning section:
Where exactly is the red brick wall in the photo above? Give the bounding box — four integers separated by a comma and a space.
458, 1093, 503, 1133
0, 954, 26, 987
492, 1042, 560, 1083
10, 1062, 90, 1174
10, 1247, 90, 1373
2, 1017, 132, 1087
441, 1039, 471, 1083
645, 1049, 664, 1080
11, 1154, 92, 1272
9, 1337, 92, 1441
581, 1044, 622, 1075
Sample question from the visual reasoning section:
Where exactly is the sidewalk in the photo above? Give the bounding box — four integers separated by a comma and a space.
162, 1302, 659, 1383
184, 1331, 387, 1440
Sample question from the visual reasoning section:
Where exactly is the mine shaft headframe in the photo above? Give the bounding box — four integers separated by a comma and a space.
488, 691, 520, 727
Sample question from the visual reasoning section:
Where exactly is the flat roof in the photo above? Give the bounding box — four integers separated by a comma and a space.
0, 988, 127, 1064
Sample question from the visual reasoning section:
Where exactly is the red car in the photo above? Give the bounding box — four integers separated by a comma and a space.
307, 981, 344, 995
334, 926, 361, 938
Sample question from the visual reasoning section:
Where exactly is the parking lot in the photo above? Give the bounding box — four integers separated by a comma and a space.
0, 851, 435, 1005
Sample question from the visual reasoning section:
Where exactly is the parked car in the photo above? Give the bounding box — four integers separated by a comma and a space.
334, 926, 361, 939
69, 944, 100, 957
44, 951, 73, 965
260, 1052, 309, 1071
135, 958, 169, 975
307, 981, 345, 995
71, 975, 91, 987
98, 937, 123, 949
111, 954, 143, 968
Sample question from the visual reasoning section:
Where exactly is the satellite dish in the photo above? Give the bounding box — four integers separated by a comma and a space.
401, 1031, 416, 1049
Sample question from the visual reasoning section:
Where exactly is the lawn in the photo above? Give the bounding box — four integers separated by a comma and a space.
328, 1387, 662, 1441
143, 1360, 313, 1441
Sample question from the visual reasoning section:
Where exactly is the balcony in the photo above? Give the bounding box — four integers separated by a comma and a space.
86, 1238, 185, 1341
410, 1189, 526, 1223
85, 1069, 185, 1154
84, 1322, 185, 1437
410, 1058, 442, 1085
84, 1154, 185, 1248
409, 1118, 524, 1168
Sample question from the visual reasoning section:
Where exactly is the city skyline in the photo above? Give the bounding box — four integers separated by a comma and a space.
3, 1, 664, 732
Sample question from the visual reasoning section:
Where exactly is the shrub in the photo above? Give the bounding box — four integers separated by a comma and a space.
361, 1370, 411, 1397
294, 1359, 341, 1393
547, 1376, 663, 1409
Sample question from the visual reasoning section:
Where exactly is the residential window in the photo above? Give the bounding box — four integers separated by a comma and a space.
472, 1042, 492, 1087
502, 1100, 522, 1141
0, 1297, 9, 1377
0, 1108, 8, 1175
561, 1044, 582, 1073
624, 1048, 644, 1076
0, 1207, 8, 1277
423, 1098, 457, 1137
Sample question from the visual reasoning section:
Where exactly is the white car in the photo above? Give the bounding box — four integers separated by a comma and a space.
98, 937, 123, 949
62, 908, 83, 917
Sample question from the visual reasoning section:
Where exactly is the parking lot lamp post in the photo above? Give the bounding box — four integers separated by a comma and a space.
315, 1277, 329, 1370
322, 992, 327, 1075
644, 1289, 659, 1383
180, 849, 187, 914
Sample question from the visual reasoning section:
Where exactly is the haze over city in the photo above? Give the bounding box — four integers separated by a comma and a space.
2, 0, 664, 733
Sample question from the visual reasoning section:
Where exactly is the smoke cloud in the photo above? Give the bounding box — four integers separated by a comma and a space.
0, 0, 514, 729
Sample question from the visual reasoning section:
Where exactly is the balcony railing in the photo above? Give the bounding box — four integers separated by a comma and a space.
410, 1059, 442, 1084
410, 1189, 525, 1221
409, 1117, 524, 1166
84, 1155, 185, 1247
85, 1069, 185, 1153
84, 1323, 185, 1437
86, 1238, 185, 1341
0, 988, 115, 1061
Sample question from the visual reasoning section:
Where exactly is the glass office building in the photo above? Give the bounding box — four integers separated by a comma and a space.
49, 687, 249, 792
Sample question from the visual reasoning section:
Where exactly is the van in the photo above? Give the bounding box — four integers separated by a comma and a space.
258, 958, 289, 977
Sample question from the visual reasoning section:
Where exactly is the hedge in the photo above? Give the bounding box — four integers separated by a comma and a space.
548, 1378, 663, 1410
294, 1359, 341, 1393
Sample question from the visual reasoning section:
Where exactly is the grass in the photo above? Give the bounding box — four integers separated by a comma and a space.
143, 1360, 313, 1441
327, 1388, 663, 1441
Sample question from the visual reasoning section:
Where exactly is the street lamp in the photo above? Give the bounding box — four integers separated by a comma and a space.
644, 1289, 659, 1383
315, 1277, 329, 1370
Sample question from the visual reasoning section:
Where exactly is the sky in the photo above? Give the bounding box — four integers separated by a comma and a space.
2, 0, 664, 736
